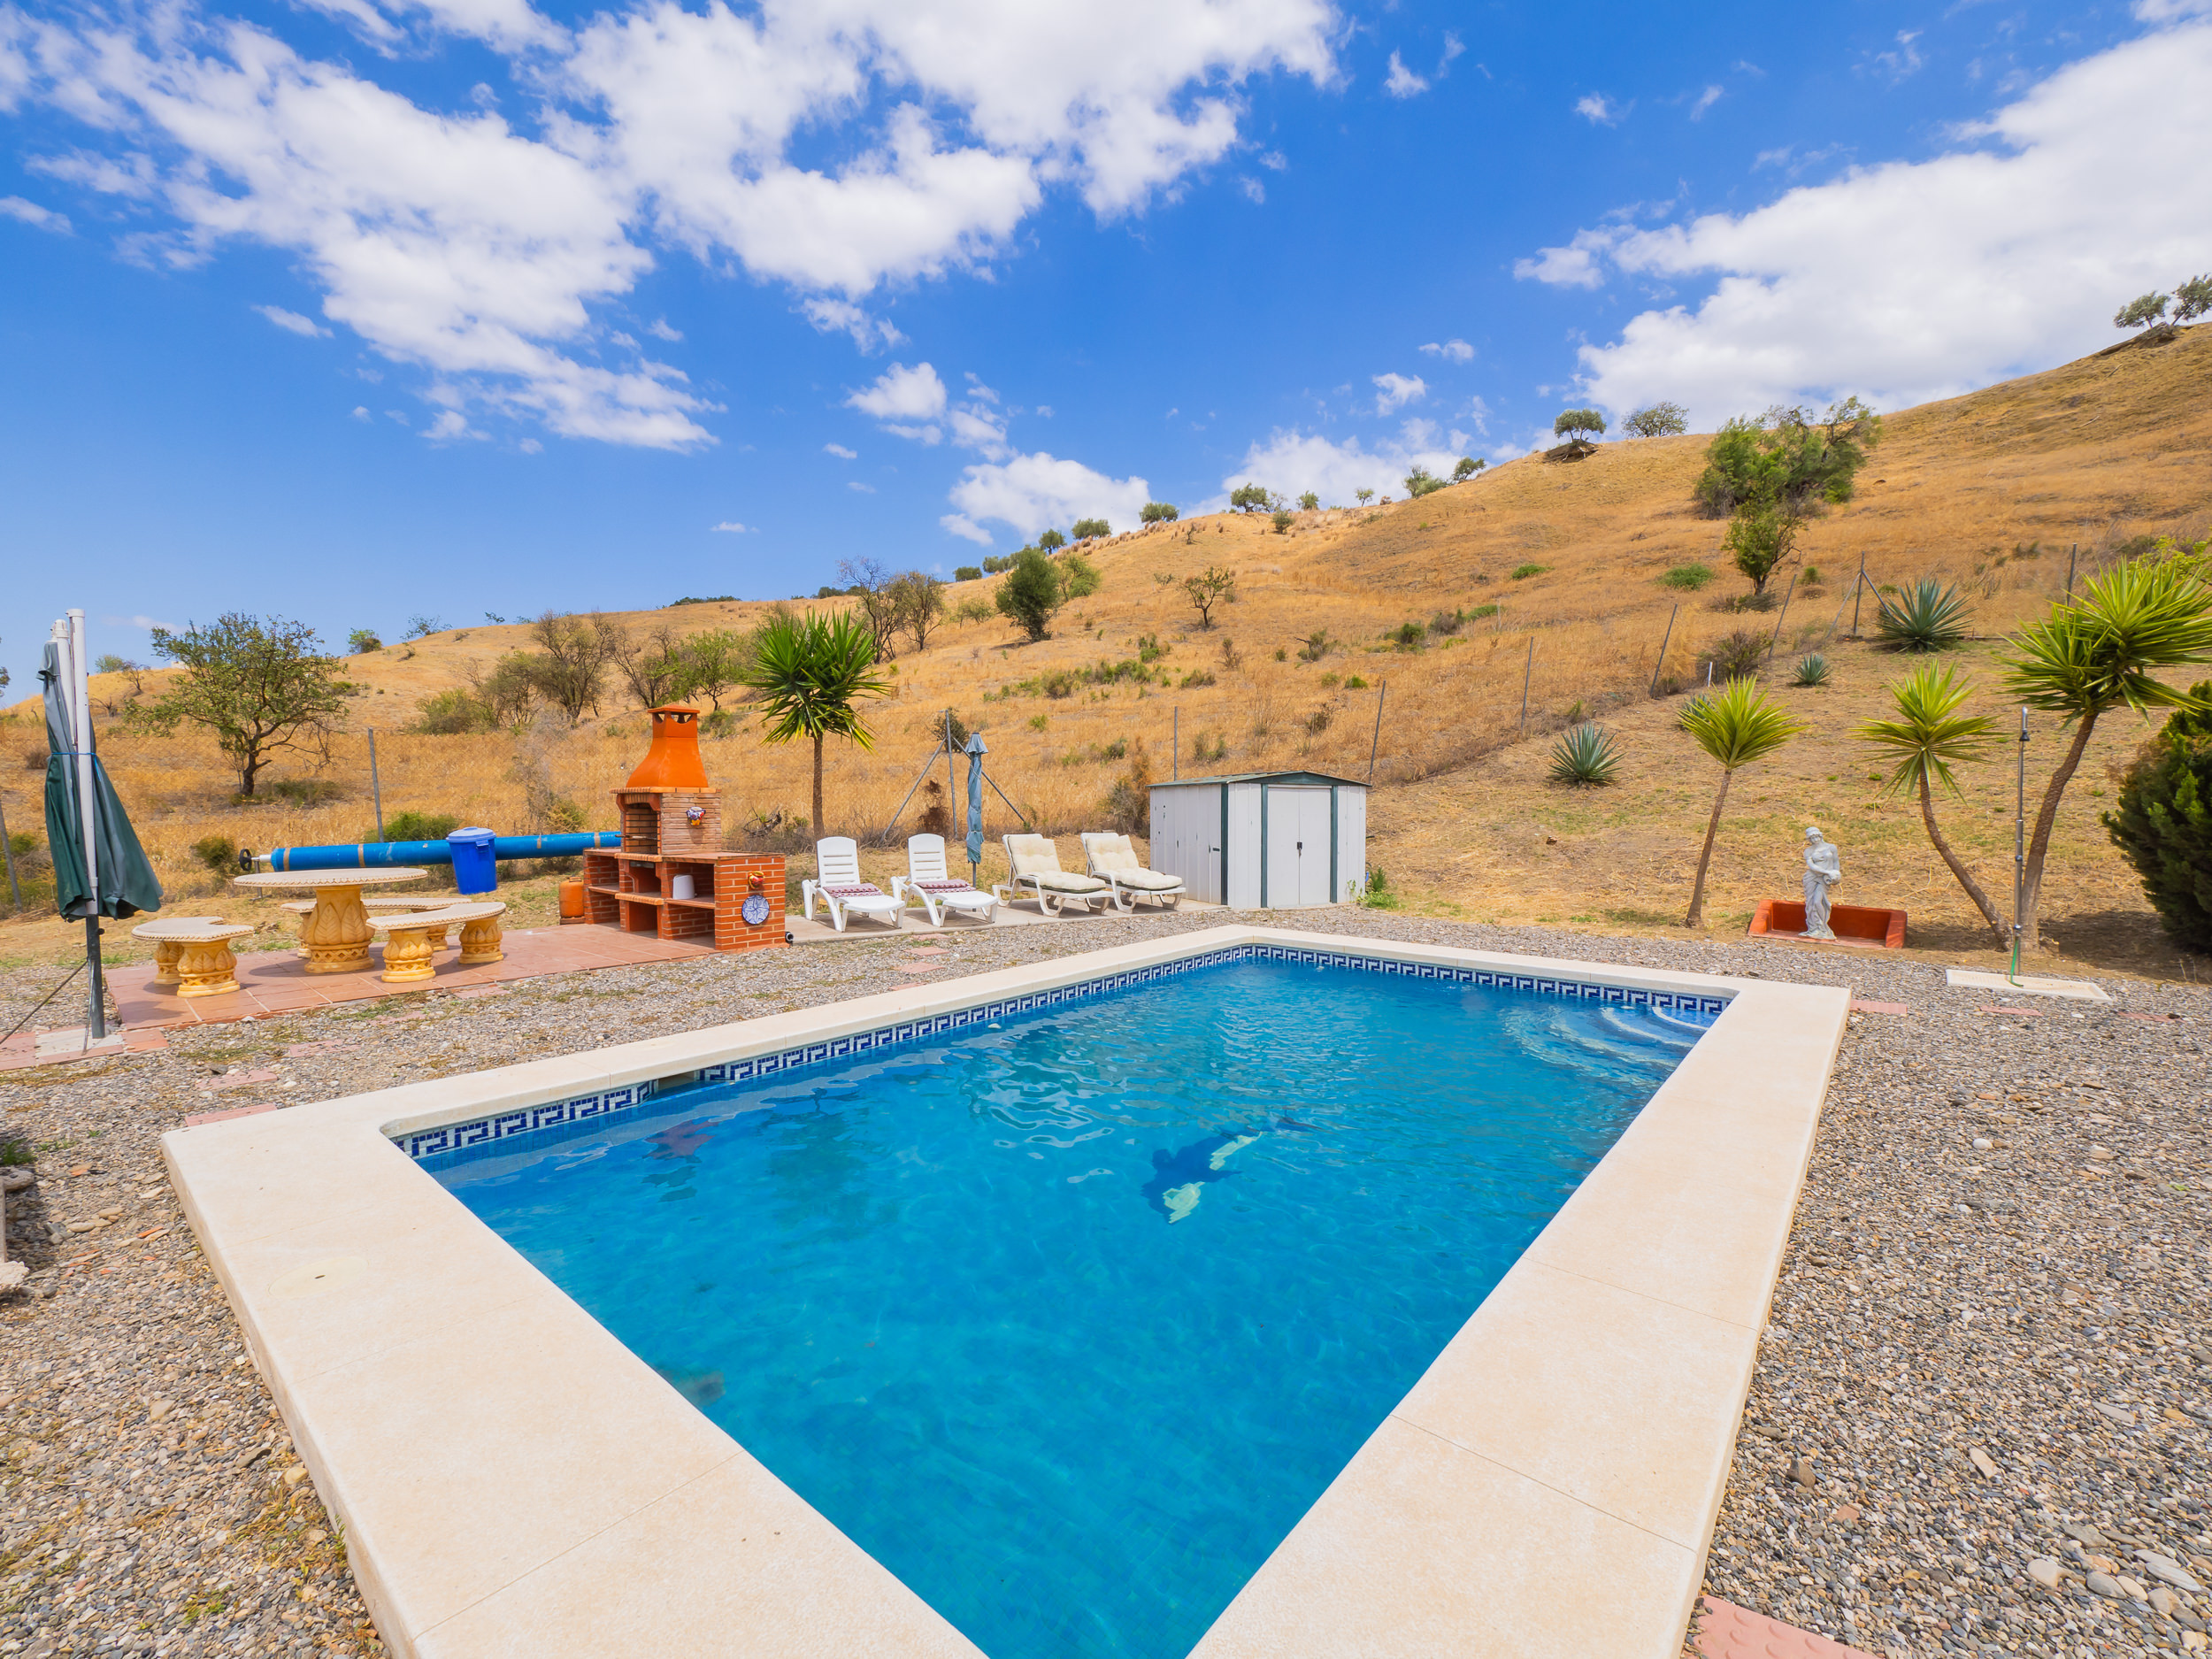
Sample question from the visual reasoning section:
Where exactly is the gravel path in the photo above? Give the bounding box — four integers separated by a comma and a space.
2, 913, 2206, 1658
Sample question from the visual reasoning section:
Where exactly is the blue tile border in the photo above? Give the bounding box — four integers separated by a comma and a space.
395, 945, 1730, 1164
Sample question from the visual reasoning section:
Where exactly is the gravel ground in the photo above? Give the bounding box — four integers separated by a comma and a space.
2, 911, 2207, 1658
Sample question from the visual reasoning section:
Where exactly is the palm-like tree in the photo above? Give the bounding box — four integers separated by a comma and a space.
2001, 559, 2212, 949
1856, 664, 2004, 942
1679, 678, 1805, 928
740, 611, 890, 834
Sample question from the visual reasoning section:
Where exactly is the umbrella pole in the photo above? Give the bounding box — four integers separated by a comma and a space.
67, 612, 106, 1040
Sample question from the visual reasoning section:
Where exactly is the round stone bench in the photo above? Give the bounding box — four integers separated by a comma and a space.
283, 895, 457, 955
368, 902, 506, 983
133, 919, 257, 997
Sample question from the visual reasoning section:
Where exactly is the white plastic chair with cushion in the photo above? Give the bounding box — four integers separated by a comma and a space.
1079, 832, 1186, 913
892, 834, 998, 926
995, 833, 1112, 916
802, 837, 906, 933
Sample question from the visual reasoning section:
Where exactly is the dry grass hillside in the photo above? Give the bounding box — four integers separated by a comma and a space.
4, 326, 2209, 978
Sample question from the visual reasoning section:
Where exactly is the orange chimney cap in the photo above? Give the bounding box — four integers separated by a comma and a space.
625, 704, 713, 789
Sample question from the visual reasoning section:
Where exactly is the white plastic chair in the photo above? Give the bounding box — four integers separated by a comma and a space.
802, 837, 906, 933
995, 833, 1111, 916
1079, 832, 1185, 913
892, 834, 998, 926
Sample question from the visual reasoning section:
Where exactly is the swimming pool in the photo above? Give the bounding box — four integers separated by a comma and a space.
430, 951, 1711, 1657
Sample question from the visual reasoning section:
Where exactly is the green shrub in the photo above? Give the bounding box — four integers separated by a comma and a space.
382, 810, 461, 843
1028, 713, 1048, 731
412, 687, 490, 734
1548, 723, 1621, 786
1801, 565, 1824, 588
954, 565, 983, 581
1295, 629, 1332, 662
981, 554, 1012, 574
1179, 669, 1217, 689
1701, 629, 1769, 682
701, 710, 736, 738
1403, 467, 1447, 498
1071, 518, 1110, 540
1141, 501, 1179, 524
1793, 652, 1832, 687
1344, 674, 1369, 690
191, 833, 237, 872
1136, 633, 1168, 664
1190, 731, 1228, 764
1303, 708, 1332, 733
1355, 866, 1398, 908
1427, 611, 1463, 637
1297, 492, 1319, 511
1390, 621, 1425, 649
267, 778, 341, 806
1061, 555, 1101, 598
1509, 563, 1550, 581
1874, 580, 1970, 652
347, 628, 383, 653
2104, 686, 2212, 951
1271, 509, 1294, 534
1661, 564, 1714, 591
956, 596, 994, 624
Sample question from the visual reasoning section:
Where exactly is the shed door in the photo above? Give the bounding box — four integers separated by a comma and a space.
1264, 787, 1336, 908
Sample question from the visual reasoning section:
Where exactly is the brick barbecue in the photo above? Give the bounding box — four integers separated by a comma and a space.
580, 704, 787, 952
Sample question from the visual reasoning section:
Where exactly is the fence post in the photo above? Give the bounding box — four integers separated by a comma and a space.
2064, 543, 2078, 601
1366, 681, 1386, 782
1848, 552, 1868, 638
1518, 637, 1535, 737
367, 728, 385, 841
1172, 706, 1179, 780
1648, 604, 1678, 698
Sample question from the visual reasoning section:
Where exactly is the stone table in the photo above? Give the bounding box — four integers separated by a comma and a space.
232, 866, 429, 974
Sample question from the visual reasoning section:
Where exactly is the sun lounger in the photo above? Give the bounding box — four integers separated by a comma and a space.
892, 833, 998, 926
1079, 832, 1185, 912
995, 833, 1112, 916
802, 837, 906, 933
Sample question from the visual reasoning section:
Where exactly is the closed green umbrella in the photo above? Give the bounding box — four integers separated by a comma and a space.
42, 621, 163, 1038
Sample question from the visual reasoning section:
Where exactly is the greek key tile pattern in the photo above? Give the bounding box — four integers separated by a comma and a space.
397, 945, 1730, 1165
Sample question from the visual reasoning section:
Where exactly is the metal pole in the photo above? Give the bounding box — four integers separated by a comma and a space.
1648, 604, 1678, 698
2064, 543, 2078, 602
66, 611, 105, 1040
1764, 572, 1799, 666
1848, 552, 1867, 638
1518, 638, 1534, 737
2011, 707, 2028, 982
367, 727, 386, 841
1366, 680, 1386, 783
943, 712, 956, 833
0, 794, 19, 910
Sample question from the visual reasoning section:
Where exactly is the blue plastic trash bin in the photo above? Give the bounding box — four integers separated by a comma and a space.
448, 826, 498, 895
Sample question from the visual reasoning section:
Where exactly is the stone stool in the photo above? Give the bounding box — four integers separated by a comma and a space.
133, 919, 258, 997
368, 901, 506, 984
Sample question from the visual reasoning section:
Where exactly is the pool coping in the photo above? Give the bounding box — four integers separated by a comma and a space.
161, 924, 1849, 1659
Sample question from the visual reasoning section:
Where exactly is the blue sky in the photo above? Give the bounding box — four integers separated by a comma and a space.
4, 0, 2209, 690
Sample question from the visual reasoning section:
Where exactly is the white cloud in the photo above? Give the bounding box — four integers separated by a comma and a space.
1689, 84, 1723, 119
1866, 30, 1925, 82
1574, 93, 1624, 125
101, 613, 180, 631
948, 403, 1010, 458
645, 317, 681, 341
1371, 371, 1426, 413
1238, 175, 1265, 204
1384, 50, 1427, 98
256, 303, 328, 337
939, 512, 995, 546
1440, 34, 1464, 72
848, 480, 876, 492
426, 410, 485, 440
1513, 227, 1617, 289
946, 450, 1149, 540
1527, 16, 2212, 426
9, 0, 1336, 448
1217, 422, 1468, 507
1419, 338, 1473, 363
1256, 149, 1287, 171
351, 404, 371, 419
0, 194, 71, 232
710, 519, 756, 532
823, 442, 858, 458
802, 297, 903, 351
847, 360, 948, 421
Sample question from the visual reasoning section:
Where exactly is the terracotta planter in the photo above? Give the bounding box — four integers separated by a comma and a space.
1749, 899, 1907, 949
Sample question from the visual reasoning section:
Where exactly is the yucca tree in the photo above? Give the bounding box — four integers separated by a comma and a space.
1679, 677, 1806, 928
2001, 559, 2212, 950
740, 611, 890, 834
1856, 664, 2005, 942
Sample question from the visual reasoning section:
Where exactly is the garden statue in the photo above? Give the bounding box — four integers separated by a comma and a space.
1801, 825, 1843, 939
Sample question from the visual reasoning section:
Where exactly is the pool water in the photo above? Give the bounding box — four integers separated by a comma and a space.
434, 957, 1707, 1658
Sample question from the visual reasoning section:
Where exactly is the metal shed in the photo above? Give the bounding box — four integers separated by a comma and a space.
1147, 771, 1368, 909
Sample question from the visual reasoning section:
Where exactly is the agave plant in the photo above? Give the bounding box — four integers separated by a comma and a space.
1700, 627, 1769, 682
1793, 652, 1832, 687
1874, 579, 1970, 652
1548, 722, 1620, 787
